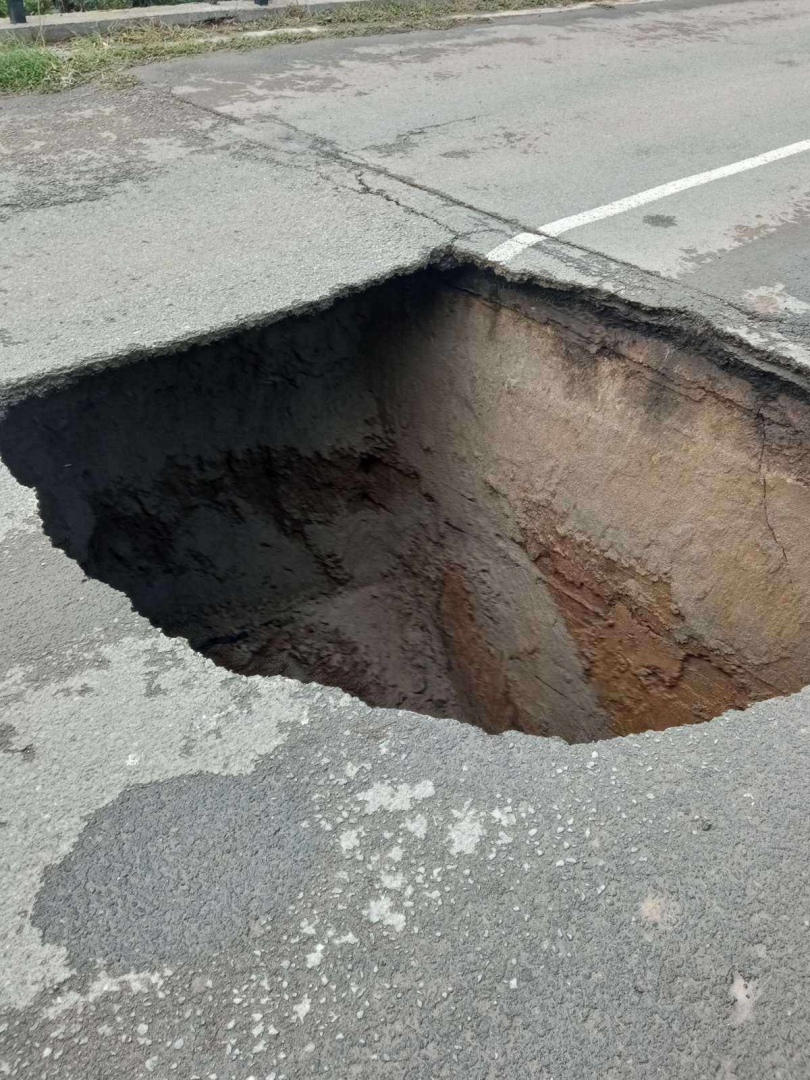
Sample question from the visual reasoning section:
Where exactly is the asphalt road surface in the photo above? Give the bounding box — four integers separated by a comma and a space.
2, 1, 810, 1078
136, 0, 810, 330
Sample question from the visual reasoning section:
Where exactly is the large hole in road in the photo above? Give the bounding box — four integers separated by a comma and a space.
3, 265, 810, 741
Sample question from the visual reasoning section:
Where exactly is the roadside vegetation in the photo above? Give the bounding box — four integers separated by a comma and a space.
0, 0, 214, 13
1, 0, 593, 94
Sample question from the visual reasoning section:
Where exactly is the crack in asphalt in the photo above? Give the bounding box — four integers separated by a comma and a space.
134, 83, 526, 243
351, 168, 456, 234
355, 110, 493, 155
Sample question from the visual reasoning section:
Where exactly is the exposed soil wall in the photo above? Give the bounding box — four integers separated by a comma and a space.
3, 266, 809, 740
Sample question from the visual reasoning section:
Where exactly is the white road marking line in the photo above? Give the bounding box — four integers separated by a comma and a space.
486, 137, 810, 263
539, 138, 810, 236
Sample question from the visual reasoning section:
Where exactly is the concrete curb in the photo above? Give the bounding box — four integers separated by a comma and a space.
0, 0, 352, 43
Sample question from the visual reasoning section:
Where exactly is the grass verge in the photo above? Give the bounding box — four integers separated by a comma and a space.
1, 0, 593, 94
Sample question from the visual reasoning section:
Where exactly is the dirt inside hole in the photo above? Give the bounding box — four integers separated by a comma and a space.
3, 265, 810, 741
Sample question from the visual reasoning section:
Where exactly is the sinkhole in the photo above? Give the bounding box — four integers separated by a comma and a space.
3, 264, 810, 741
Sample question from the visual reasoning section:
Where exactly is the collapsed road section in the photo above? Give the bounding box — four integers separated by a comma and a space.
2, 264, 809, 741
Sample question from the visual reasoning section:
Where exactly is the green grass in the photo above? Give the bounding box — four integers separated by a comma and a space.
0, 0, 592, 95
0, 38, 61, 90
0, 24, 305, 93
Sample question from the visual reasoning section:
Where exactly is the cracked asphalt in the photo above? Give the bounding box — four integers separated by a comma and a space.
2, 0, 810, 1076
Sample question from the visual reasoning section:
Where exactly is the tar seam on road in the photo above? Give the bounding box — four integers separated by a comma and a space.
487, 135, 810, 263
